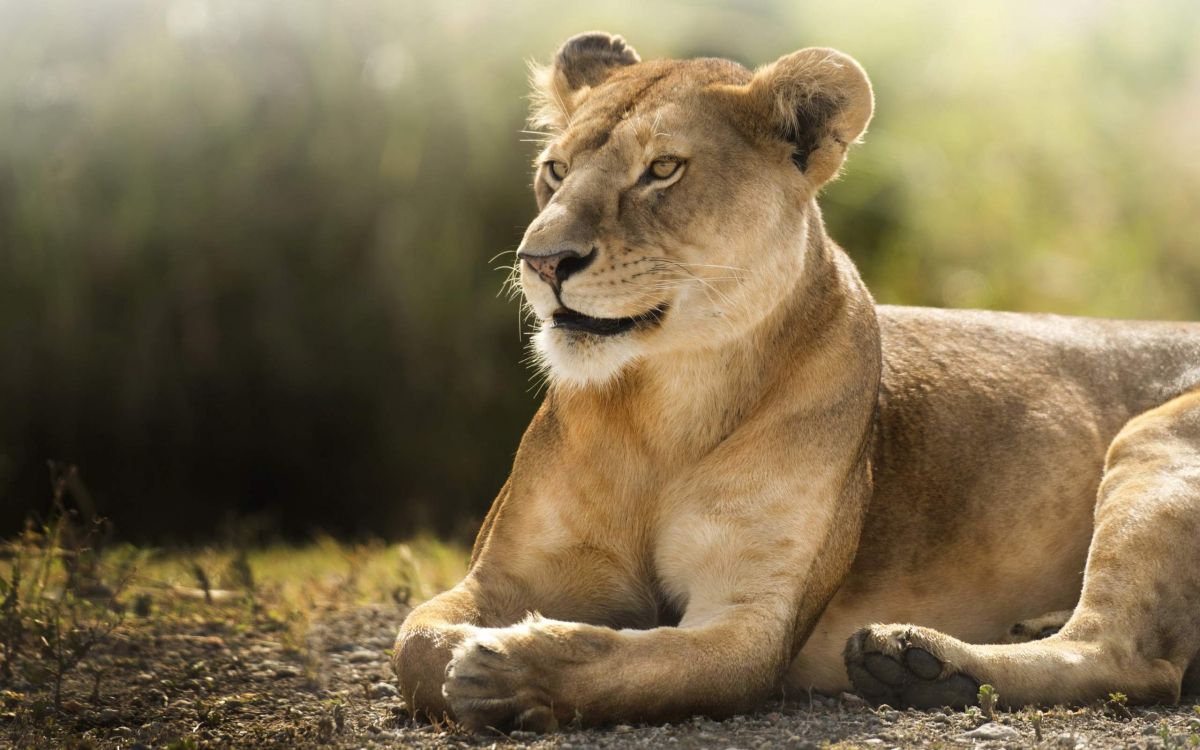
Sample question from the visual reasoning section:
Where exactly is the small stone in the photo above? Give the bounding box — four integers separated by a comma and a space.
346, 649, 378, 663
963, 722, 1021, 741
97, 708, 121, 726
369, 681, 399, 699
839, 692, 866, 706
273, 666, 301, 679
864, 740, 884, 746
1053, 732, 1086, 749
510, 730, 537, 740
614, 724, 635, 732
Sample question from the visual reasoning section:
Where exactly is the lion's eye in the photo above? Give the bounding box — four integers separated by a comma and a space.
649, 159, 682, 180
546, 161, 569, 182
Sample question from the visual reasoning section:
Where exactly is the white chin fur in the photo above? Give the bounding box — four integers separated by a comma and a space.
533, 323, 642, 388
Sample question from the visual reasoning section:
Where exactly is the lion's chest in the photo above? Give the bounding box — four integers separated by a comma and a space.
499, 476, 669, 628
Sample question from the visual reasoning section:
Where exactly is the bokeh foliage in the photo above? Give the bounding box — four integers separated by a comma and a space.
1, 0, 1198, 540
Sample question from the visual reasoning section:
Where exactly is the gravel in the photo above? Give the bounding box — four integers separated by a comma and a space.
3, 602, 1197, 748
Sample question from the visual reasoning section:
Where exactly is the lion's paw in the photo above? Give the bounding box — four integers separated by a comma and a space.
843, 625, 981, 709
443, 631, 558, 733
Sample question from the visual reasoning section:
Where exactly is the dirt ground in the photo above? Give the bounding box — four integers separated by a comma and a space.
4, 601, 1199, 750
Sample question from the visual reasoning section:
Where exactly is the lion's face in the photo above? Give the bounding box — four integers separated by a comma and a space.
517, 35, 873, 387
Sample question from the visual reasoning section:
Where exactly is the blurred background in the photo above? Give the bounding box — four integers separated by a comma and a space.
1, 0, 1198, 543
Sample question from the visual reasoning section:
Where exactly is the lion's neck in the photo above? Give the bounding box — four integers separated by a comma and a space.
553, 208, 877, 462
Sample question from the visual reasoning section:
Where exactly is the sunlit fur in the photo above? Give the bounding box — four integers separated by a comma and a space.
394, 32, 1200, 732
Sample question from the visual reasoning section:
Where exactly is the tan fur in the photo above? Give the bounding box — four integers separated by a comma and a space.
393, 32, 1200, 730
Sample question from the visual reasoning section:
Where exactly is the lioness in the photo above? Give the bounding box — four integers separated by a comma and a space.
393, 32, 1200, 731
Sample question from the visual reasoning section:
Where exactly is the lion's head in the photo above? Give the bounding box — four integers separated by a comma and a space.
516, 32, 873, 387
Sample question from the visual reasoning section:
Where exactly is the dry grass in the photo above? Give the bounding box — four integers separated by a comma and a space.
0, 509, 468, 708
130, 536, 467, 610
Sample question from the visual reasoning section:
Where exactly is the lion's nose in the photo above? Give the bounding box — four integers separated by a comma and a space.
518, 246, 596, 288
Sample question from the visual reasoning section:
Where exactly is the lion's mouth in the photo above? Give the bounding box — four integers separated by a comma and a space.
551, 304, 668, 336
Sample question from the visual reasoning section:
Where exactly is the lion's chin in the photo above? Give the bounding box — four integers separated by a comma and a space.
532, 323, 645, 388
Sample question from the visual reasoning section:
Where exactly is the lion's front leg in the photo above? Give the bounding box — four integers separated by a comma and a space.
445, 466, 871, 730
443, 605, 792, 731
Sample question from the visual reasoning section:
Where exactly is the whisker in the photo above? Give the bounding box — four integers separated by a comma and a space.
646, 257, 749, 274
639, 273, 738, 311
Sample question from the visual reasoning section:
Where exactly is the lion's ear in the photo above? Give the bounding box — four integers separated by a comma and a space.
748, 48, 873, 187
529, 32, 640, 130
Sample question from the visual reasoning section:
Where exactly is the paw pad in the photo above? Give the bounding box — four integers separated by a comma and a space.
844, 628, 980, 710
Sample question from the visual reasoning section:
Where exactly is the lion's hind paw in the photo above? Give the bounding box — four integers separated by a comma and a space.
844, 625, 981, 710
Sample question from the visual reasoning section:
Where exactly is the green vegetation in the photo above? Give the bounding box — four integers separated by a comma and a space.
2, 0, 1199, 540
1106, 691, 1132, 720
977, 683, 998, 722
1030, 708, 1045, 742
